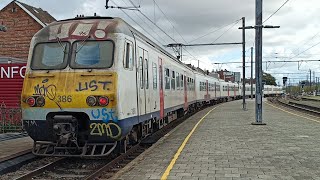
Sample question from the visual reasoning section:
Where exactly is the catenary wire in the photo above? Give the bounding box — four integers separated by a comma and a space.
263, 0, 290, 24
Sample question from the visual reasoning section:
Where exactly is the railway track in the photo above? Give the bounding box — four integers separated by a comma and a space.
7, 103, 209, 180
270, 97, 320, 116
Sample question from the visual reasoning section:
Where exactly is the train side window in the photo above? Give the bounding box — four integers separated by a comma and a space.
145, 59, 149, 89
176, 72, 180, 90
165, 68, 170, 90
139, 57, 143, 89
191, 79, 194, 91
152, 63, 157, 89
181, 75, 184, 90
124, 41, 133, 70
171, 70, 175, 90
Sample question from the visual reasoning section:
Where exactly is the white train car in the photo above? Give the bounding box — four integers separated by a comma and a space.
240, 84, 282, 98
21, 16, 253, 157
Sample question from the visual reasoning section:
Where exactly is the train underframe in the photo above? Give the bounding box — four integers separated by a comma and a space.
25, 96, 242, 157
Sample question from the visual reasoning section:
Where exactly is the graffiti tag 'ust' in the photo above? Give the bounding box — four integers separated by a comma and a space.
76, 80, 111, 92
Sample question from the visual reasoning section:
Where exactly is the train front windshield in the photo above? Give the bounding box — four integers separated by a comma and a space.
31, 40, 114, 70
31, 42, 70, 70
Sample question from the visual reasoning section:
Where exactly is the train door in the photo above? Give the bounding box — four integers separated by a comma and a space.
158, 58, 164, 119
214, 82, 217, 98
184, 73, 188, 111
206, 80, 209, 100
137, 47, 150, 117
227, 84, 230, 97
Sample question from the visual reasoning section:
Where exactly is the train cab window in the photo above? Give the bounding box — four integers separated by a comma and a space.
145, 59, 149, 89
176, 72, 180, 90
171, 70, 175, 90
152, 63, 157, 89
124, 41, 133, 70
31, 42, 70, 70
165, 68, 170, 90
71, 40, 114, 69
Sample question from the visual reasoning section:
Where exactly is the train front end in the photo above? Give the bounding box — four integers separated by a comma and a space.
21, 18, 124, 157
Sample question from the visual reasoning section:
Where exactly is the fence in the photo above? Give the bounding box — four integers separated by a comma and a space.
0, 102, 23, 133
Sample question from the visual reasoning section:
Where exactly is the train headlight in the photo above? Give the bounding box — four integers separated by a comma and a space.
86, 96, 97, 106
36, 96, 45, 107
26, 97, 36, 107
98, 96, 109, 106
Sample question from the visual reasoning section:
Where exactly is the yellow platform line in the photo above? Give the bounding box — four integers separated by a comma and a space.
265, 102, 320, 123
161, 105, 219, 180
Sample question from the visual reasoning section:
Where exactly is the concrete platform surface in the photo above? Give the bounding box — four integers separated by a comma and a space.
114, 100, 320, 180
0, 137, 33, 161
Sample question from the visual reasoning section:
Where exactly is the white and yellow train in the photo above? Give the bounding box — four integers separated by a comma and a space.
21, 16, 282, 157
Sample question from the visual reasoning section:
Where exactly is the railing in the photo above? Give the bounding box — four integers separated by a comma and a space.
0, 102, 23, 133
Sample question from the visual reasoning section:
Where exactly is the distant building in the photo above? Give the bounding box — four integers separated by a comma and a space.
233, 72, 241, 83
0, 1, 55, 108
243, 78, 256, 84
216, 69, 240, 83
0, 0, 56, 60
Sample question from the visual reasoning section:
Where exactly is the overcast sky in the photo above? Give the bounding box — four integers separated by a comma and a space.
1, 0, 320, 85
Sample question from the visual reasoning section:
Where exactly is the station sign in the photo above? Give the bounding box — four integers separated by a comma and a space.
0, 64, 26, 79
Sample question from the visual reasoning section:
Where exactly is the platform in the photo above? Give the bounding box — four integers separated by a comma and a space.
0, 137, 33, 162
114, 99, 320, 180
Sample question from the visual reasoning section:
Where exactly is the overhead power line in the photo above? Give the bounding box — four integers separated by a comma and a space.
213, 59, 320, 64
187, 19, 241, 44
151, 0, 203, 62
110, 0, 166, 47
127, 0, 211, 66
211, 20, 241, 44
120, 0, 169, 44
288, 41, 320, 60
263, 0, 290, 24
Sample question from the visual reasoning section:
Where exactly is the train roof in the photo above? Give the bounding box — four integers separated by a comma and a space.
35, 16, 225, 81
35, 16, 198, 72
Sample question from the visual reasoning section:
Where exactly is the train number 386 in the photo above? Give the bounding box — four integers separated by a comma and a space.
57, 95, 72, 102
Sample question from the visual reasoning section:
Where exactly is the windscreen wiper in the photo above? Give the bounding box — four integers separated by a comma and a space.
76, 35, 91, 53
56, 37, 67, 54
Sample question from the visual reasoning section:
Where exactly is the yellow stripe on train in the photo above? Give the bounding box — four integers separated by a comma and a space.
21, 72, 117, 109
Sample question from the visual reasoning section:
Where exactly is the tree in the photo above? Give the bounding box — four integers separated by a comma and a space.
263, 72, 277, 85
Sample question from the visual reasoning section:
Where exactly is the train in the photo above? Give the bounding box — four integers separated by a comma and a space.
21, 16, 283, 157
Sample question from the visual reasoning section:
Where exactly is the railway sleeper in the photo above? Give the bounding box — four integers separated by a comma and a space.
32, 141, 118, 157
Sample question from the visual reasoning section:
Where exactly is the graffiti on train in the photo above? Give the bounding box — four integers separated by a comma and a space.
89, 122, 121, 139
33, 79, 57, 100
91, 108, 118, 123
75, 80, 112, 92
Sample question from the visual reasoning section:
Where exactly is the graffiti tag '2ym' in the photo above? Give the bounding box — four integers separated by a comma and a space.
90, 123, 121, 139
